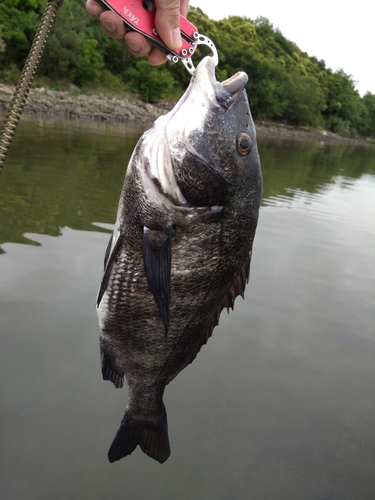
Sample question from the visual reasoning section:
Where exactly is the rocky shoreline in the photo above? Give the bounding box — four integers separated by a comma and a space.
0, 83, 169, 124
0, 83, 373, 146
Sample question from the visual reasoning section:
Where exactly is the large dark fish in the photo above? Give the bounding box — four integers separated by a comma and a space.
96, 56, 262, 464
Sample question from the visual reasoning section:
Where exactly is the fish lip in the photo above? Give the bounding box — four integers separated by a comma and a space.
193, 56, 248, 108
216, 71, 248, 109
221, 72, 248, 95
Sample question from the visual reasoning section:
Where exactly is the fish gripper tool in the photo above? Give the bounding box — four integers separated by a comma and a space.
99, 0, 218, 74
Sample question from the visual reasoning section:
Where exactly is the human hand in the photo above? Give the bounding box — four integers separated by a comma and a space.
86, 0, 190, 65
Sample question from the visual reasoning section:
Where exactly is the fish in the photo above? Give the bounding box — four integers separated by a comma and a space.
96, 55, 262, 464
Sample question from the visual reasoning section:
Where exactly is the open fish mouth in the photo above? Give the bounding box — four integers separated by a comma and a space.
169, 56, 249, 114
192, 56, 249, 109
144, 55, 249, 139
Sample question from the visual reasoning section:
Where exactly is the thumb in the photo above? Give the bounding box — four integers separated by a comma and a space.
154, 0, 182, 51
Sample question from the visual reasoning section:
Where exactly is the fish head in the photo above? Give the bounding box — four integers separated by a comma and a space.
140, 56, 262, 210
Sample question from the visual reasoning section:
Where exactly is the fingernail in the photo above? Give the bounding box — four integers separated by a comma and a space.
101, 19, 116, 33
126, 40, 141, 53
171, 28, 182, 49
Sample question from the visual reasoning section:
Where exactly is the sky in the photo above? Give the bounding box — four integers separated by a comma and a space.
190, 0, 374, 96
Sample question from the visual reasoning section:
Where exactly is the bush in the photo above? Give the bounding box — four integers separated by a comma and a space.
0, 63, 21, 85
0, 27, 5, 54
325, 116, 351, 136
88, 69, 126, 94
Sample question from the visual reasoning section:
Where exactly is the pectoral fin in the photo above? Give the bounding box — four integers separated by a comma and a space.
143, 225, 173, 335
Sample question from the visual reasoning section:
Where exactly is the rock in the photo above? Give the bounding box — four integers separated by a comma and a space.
67, 83, 80, 92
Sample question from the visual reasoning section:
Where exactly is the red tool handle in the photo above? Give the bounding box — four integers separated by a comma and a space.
100, 0, 198, 59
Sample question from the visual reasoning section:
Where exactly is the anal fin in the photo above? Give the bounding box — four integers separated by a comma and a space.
101, 349, 124, 389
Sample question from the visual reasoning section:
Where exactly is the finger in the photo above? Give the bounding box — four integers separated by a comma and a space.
125, 33, 167, 65
148, 47, 168, 66
86, 0, 104, 19
124, 32, 153, 58
154, 0, 182, 51
180, 0, 190, 18
100, 10, 127, 39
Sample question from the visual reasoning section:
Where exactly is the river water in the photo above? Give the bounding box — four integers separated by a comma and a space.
0, 116, 374, 499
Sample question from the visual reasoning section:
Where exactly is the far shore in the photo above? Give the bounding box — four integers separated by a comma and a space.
1, 83, 373, 147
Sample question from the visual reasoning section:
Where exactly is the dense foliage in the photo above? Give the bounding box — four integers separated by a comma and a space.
1, 1, 374, 137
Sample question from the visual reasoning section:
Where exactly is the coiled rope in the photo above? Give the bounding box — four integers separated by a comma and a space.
0, 0, 64, 171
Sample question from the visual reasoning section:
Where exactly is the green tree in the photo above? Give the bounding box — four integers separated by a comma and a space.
282, 72, 326, 126
38, 0, 105, 86
358, 92, 375, 137
124, 58, 176, 102
322, 69, 365, 135
0, 0, 45, 67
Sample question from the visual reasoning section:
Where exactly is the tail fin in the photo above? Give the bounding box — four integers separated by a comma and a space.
108, 404, 170, 464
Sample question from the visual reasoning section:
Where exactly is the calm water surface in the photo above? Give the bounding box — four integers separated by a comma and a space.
1, 116, 374, 499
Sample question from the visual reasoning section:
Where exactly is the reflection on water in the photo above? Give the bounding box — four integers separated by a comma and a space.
0, 116, 145, 250
259, 138, 375, 201
1, 116, 374, 499
265, 174, 375, 234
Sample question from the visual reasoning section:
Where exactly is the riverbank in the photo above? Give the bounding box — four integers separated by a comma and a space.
0, 83, 373, 146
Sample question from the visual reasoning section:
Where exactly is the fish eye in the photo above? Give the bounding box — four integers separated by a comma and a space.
236, 133, 252, 156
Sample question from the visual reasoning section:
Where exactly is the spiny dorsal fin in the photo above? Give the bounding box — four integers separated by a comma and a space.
210, 251, 251, 328
166, 251, 252, 385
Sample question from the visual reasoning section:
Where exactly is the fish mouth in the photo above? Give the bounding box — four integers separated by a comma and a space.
192, 56, 249, 110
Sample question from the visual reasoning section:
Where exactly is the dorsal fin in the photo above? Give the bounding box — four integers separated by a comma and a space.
208, 252, 251, 338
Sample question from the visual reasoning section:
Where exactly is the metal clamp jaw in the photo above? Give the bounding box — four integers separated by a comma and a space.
100, 0, 218, 74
